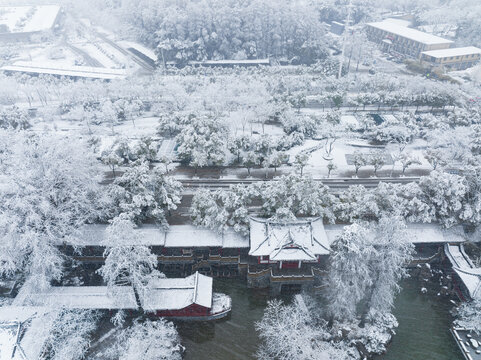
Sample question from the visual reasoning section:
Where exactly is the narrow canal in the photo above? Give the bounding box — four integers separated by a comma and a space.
177, 277, 463, 360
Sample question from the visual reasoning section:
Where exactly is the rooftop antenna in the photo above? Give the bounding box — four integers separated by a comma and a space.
337, 0, 353, 79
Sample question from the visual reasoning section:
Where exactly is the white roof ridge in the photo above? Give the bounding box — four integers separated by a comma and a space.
312, 236, 331, 253
192, 271, 199, 305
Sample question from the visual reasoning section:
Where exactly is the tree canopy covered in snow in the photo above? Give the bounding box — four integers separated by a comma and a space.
107, 160, 182, 227
0, 132, 102, 290
43, 308, 99, 360
98, 214, 162, 302
106, 318, 183, 360
191, 173, 336, 234
256, 298, 356, 360
121, 0, 329, 64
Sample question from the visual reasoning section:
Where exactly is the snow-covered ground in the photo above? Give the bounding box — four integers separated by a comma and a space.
0, 5, 60, 33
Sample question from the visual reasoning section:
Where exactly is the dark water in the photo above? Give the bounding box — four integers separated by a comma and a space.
178, 277, 463, 360
377, 279, 462, 360
177, 279, 267, 360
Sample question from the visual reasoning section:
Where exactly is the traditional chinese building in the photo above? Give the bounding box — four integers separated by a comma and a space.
247, 217, 331, 294
143, 271, 231, 320
12, 272, 232, 321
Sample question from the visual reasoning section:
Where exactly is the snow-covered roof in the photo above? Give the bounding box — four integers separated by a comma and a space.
382, 17, 412, 28
189, 59, 270, 66
164, 225, 222, 247
367, 21, 454, 45
0, 5, 60, 33
163, 225, 248, 248
142, 272, 213, 311
120, 41, 157, 61
324, 223, 466, 245
13, 286, 138, 310
69, 224, 165, 246
249, 218, 330, 261
0, 306, 59, 360
1, 61, 127, 80
445, 244, 481, 299
422, 46, 481, 59
61, 224, 249, 248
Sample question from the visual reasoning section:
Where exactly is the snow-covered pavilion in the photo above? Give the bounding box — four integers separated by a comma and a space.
249, 217, 331, 269
0, 306, 59, 360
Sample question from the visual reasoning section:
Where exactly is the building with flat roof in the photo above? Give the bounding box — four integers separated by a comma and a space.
366, 21, 453, 58
1, 61, 128, 80
421, 46, 481, 70
0, 5, 62, 42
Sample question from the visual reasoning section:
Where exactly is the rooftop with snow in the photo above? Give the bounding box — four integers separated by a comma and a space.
422, 46, 481, 59
367, 21, 454, 45
142, 271, 213, 311
1, 61, 128, 80
0, 306, 59, 360
62, 224, 249, 248
249, 217, 331, 261
0, 5, 60, 34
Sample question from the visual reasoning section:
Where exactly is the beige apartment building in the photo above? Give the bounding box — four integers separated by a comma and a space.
421, 46, 481, 70
366, 21, 453, 58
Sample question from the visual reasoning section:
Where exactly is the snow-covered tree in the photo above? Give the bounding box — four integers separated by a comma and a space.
134, 137, 159, 163
327, 161, 337, 178
327, 223, 373, 321
327, 217, 413, 323
294, 153, 310, 176
101, 149, 123, 178
399, 152, 421, 176
417, 171, 467, 228
107, 319, 183, 360
0, 133, 101, 290
0, 105, 30, 130
454, 297, 481, 334
369, 151, 386, 177
44, 309, 99, 360
98, 214, 162, 304
256, 299, 354, 360
190, 186, 254, 235
108, 160, 182, 226
363, 217, 414, 321
423, 148, 447, 170
176, 116, 228, 170
257, 174, 337, 222
270, 151, 285, 174
243, 151, 260, 176
352, 151, 367, 177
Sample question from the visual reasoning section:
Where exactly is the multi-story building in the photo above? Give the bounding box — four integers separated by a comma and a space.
366, 21, 453, 58
421, 46, 481, 70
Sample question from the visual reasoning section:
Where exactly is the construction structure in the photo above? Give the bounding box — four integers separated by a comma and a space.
1, 61, 128, 80
56, 221, 467, 295
421, 46, 481, 70
366, 21, 453, 58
